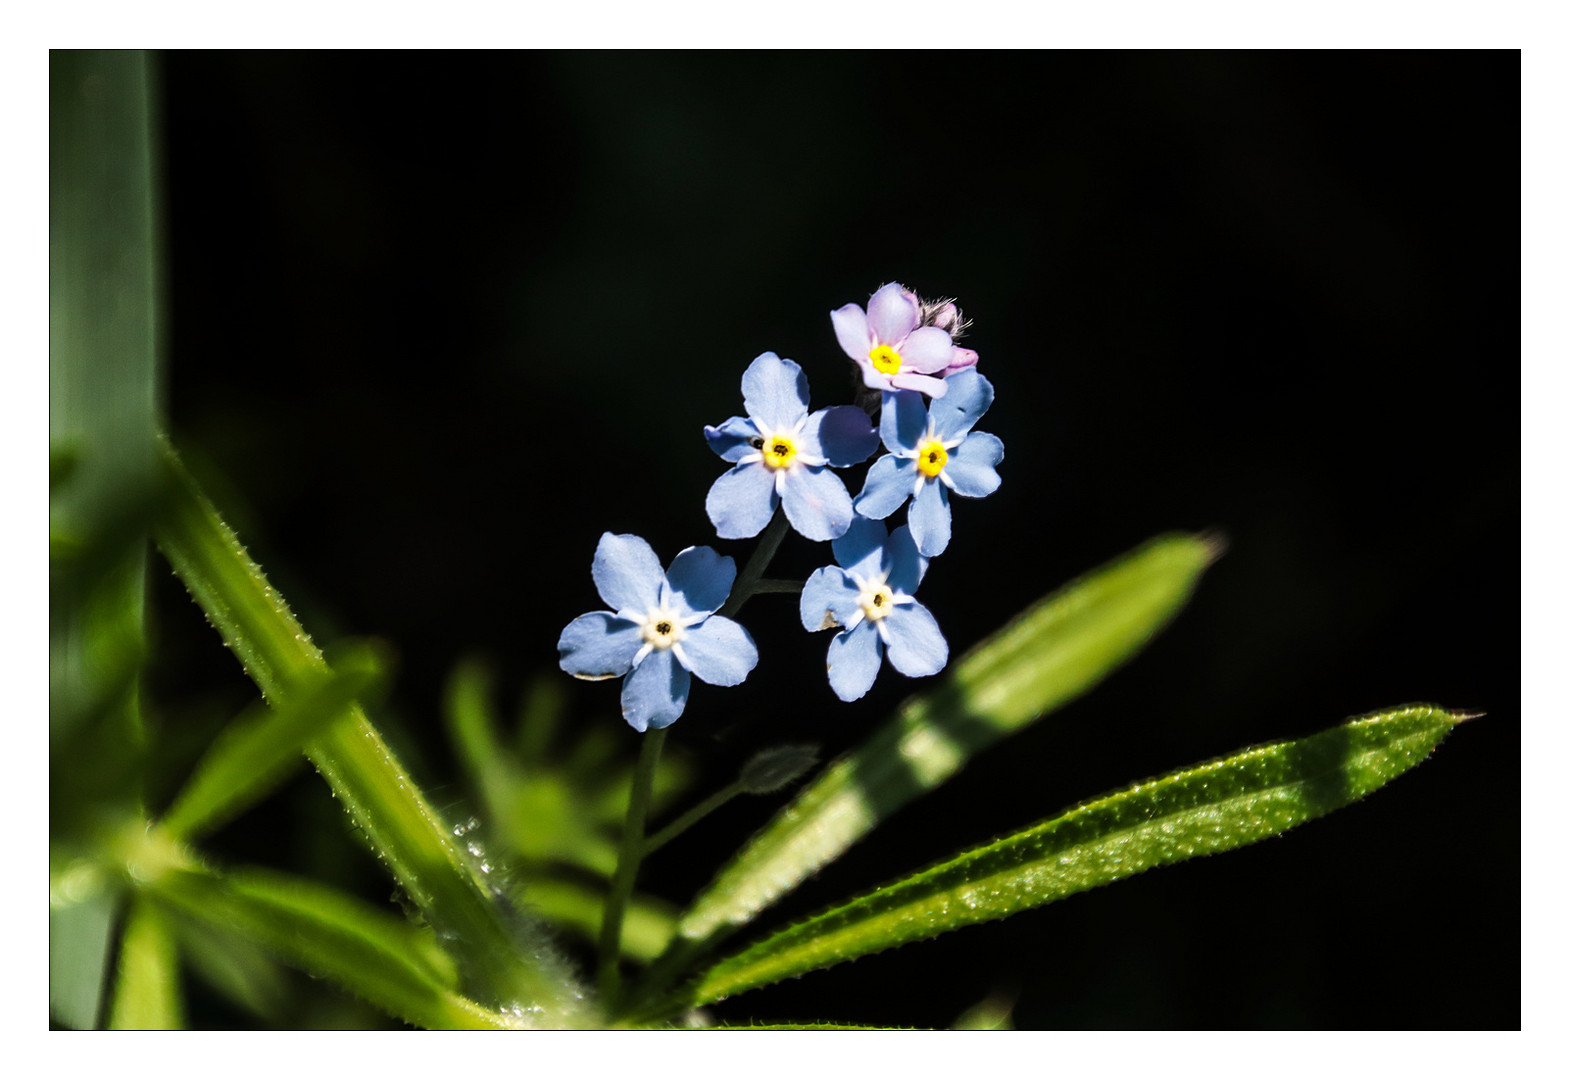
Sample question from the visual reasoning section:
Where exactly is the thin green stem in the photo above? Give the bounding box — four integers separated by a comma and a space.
599, 727, 667, 1004
720, 510, 791, 617
750, 578, 805, 595
643, 781, 746, 857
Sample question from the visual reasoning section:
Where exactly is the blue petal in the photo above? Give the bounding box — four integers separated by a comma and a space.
884, 525, 928, 595
591, 533, 664, 614
665, 546, 736, 616
780, 466, 854, 542
706, 462, 779, 539
558, 612, 643, 680
799, 566, 862, 633
880, 390, 928, 453
883, 601, 948, 678
802, 406, 878, 467
928, 370, 994, 441
741, 352, 810, 432
853, 454, 916, 520
826, 621, 884, 702
620, 648, 691, 732
831, 515, 888, 581
944, 431, 1004, 498
908, 479, 952, 557
704, 415, 762, 463
678, 616, 758, 687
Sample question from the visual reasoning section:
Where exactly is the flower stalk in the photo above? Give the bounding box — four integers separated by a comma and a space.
598, 727, 667, 1004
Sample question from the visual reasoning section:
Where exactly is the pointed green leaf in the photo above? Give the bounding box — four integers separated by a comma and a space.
160, 640, 387, 840
147, 864, 523, 1029
108, 899, 184, 1030
638, 533, 1216, 1001
667, 704, 1462, 1014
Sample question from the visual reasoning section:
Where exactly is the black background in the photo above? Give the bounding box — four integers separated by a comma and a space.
149, 51, 1519, 1029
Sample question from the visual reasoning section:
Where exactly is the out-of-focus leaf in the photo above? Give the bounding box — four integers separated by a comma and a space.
108, 899, 184, 1029
634, 533, 1217, 1007
661, 704, 1463, 1014
148, 864, 520, 1030
171, 916, 293, 1025
519, 877, 677, 964
48, 888, 118, 1030
159, 641, 387, 840
49, 48, 161, 748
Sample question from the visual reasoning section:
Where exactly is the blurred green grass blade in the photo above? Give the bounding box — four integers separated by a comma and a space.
147, 864, 520, 1030
49, 49, 162, 532
520, 878, 677, 964
657, 533, 1216, 968
171, 917, 293, 1025
48, 891, 118, 1029
160, 641, 386, 840
444, 660, 522, 831
108, 899, 184, 1030
153, 442, 589, 1021
670, 704, 1462, 1013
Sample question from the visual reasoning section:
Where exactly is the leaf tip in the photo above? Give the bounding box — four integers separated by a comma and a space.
1195, 528, 1229, 565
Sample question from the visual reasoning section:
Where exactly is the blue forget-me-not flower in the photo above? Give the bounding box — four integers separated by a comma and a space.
799, 517, 948, 702
558, 533, 758, 731
705, 352, 878, 542
853, 369, 1004, 558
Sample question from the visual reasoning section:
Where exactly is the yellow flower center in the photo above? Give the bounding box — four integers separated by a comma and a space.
869, 344, 902, 375
762, 433, 798, 470
858, 582, 895, 622
917, 440, 948, 478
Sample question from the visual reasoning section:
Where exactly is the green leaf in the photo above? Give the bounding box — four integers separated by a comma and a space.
169, 917, 293, 1025
666, 704, 1462, 1014
48, 889, 118, 1029
147, 864, 520, 1030
636, 533, 1216, 1002
153, 443, 590, 1022
518, 877, 677, 964
159, 640, 387, 840
108, 899, 184, 1030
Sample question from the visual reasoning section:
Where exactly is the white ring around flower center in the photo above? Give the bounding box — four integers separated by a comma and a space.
630, 601, 706, 667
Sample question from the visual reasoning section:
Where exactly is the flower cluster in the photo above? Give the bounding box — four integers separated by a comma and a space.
559, 281, 1004, 726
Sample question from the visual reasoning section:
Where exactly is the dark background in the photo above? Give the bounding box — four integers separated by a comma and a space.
149, 51, 1519, 1029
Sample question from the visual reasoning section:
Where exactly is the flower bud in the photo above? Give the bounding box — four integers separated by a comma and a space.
738, 744, 820, 795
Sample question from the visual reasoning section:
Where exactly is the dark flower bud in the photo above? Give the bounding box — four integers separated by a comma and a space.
739, 744, 820, 795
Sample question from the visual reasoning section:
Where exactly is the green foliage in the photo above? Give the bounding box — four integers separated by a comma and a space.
631, 533, 1218, 1006
49, 48, 162, 1030
146, 863, 517, 1029
159, 641, 388, 841
152, 445, 591, 1023
654, 705, 1462, 1015
108, 901, 183, 1030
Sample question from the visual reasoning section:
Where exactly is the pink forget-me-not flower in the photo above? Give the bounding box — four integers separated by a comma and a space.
705, 352, 878, 542
558, 533, 758, 731
853, 369, 1004, 558
799, 517, 948, 702
831, 283, 978, 398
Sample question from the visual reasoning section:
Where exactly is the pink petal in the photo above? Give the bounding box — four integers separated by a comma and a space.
830, 303, 873, 361
943, 347, 980, 376
889, 371, 949, 397
866, 283, 919, 346
898, 326, 956, 373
